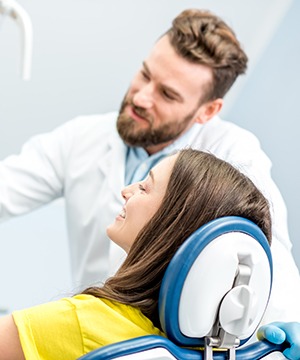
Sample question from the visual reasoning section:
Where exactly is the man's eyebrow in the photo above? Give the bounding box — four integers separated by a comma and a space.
143, 62, 184, 103
143, 61, 151, 74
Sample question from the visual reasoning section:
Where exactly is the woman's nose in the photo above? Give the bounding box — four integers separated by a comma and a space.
121, 185, 135, 201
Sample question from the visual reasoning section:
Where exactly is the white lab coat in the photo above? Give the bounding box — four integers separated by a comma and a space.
0, 111, 299, 323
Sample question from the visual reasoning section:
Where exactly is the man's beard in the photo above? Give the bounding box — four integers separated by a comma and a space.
117, 96, 196, 148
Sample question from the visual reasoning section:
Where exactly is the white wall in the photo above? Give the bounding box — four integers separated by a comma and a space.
226, 0, 300, 270
0, 0, 298, 312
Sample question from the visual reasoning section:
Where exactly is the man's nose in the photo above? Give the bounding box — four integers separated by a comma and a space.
132, 84, 154, 109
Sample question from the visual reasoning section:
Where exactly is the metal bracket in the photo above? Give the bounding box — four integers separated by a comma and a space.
204, 336, 239, 360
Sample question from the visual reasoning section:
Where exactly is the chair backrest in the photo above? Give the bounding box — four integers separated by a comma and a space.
79, 217, 287, 360
159, 216, 272, 349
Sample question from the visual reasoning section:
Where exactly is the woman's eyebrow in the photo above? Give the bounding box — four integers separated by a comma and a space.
149, 170, 155, 184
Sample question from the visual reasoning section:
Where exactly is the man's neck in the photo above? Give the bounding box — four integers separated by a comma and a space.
144, 140, 174, 155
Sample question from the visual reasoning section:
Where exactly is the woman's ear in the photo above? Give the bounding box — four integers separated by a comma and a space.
195, 98, 223, 124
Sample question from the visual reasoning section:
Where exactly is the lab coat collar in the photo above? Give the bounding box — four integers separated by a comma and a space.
97, 132, 127, 198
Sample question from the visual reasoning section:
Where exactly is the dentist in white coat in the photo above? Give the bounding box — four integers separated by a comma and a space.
1, 9, 300, 329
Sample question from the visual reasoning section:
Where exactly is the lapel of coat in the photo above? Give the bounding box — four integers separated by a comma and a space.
97, 132, 127, 200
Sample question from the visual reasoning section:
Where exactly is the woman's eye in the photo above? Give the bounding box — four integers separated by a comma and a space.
139, 184, 146, 192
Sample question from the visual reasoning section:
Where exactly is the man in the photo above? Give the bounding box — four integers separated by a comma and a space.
0, 9, 300, 326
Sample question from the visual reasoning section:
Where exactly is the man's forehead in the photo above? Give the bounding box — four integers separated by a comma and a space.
144, 38, 213, 99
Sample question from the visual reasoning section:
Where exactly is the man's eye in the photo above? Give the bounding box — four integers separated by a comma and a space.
162, 90, 175, 101
141, 71, 150, 81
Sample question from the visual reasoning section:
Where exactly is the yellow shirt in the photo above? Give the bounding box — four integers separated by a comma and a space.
13, 294, 164, 360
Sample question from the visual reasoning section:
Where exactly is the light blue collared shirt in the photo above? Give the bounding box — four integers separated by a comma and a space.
125, 124, 200, 185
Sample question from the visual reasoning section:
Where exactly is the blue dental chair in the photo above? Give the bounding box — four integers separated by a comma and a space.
79, 217, 288, 360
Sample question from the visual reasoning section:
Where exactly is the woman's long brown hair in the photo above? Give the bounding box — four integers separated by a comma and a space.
82, 149, 271, 328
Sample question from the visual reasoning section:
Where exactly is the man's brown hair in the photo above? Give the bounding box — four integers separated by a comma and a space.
167, 9, 248, 102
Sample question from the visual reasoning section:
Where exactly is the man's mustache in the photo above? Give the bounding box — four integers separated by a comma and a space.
125, 98, 153, 124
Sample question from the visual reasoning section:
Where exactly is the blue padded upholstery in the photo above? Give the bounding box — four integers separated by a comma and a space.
159, 216, 272, 347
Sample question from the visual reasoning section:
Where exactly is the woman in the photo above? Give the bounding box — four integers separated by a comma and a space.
0, 149, 298, 359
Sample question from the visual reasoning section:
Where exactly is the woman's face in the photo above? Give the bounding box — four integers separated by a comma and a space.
107, 154, 177, 253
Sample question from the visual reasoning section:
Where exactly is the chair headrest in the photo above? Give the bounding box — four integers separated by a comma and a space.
159, 216, 272, 348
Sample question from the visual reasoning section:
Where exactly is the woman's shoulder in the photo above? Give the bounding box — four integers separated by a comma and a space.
72, 294, 165, 337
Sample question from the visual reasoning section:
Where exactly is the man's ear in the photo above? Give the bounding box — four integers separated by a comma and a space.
194, 98, 223, 124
